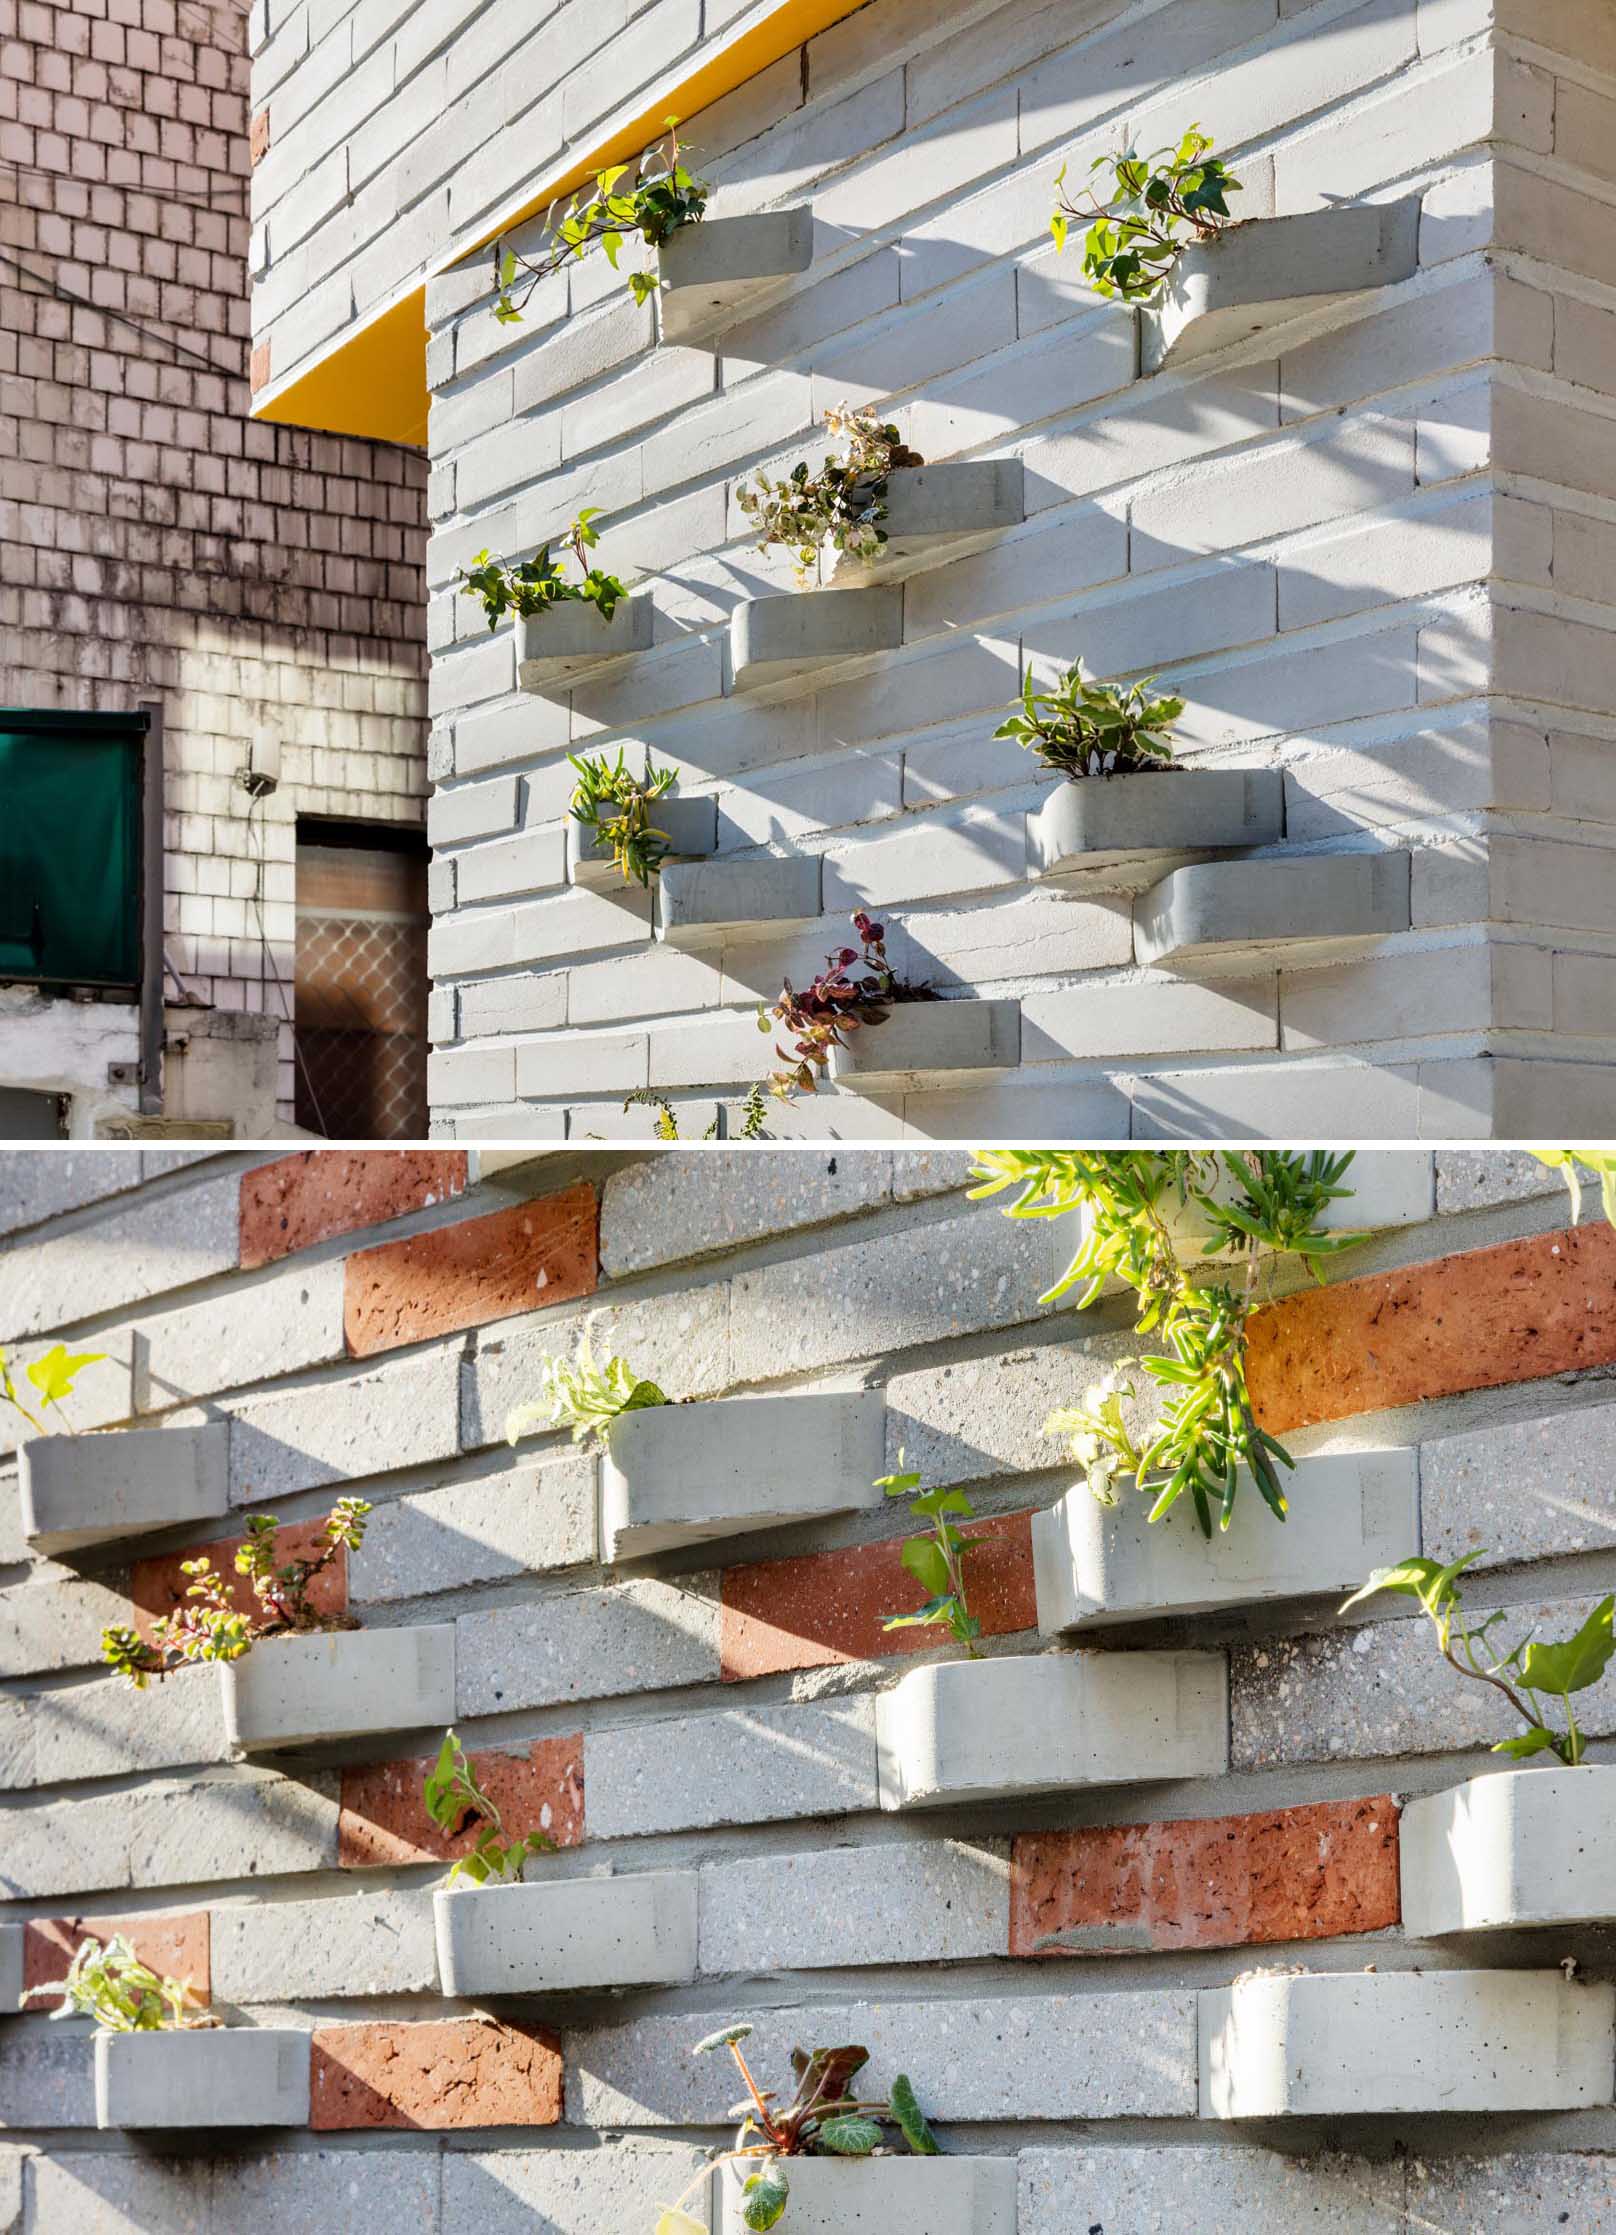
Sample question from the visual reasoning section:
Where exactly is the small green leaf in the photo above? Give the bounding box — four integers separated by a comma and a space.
890, 2073, 938, 2154
741, 2163, 789, 2231
1494, 1726, 1562, 1761
25, 1344, 105, 1405
1519, 1598, 1615, 1697
818, 2114, 883, 2155
899, 1536, 952, 1597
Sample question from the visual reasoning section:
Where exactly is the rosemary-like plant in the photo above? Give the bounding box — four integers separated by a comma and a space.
492, 120, 708, 318
570, 749, 678, 886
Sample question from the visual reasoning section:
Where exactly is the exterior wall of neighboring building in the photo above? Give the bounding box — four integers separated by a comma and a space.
1, 0, 428, 1130
3, 1145, 1616, 2222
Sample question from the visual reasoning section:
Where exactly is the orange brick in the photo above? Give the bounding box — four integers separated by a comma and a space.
249, 340, 270, 390
240, 1150, 468, 1269
1249, 1221, 1616, 1434
130, 1518, 347, 1643
23, 1910, 210, 2015
720, 1510, 1037, 1680
340, 1736, 584, 1868
249, 109, 269, 164
310, 2018, 562, 2130
1011, 1797, 1400, 1958
342, 1181, 597, 1357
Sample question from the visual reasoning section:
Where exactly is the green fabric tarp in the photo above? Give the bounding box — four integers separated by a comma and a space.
0, 718, 143, 989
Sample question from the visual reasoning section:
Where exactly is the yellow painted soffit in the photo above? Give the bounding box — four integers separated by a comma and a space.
253, 0, 873, 448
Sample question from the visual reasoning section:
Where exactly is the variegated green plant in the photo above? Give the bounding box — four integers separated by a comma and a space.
653, 2025, 939, 2233
423, 1728, 555, 1887
506, 1336, 669, 1452
994, 659, 1184, 780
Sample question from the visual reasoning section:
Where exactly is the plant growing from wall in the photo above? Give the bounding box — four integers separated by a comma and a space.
971, 1151, 1360, 1534
1049, 127, 1242, 304
570, 748, 679, 886
459, 511, 627, 629
653, 2025, 939, 2233
423, 1728, 556, 1886
617, 1084, 771, 1140
1529, 1150, 1616, 1228
100, 1497, 371, 1687
505, 1336, 670, 1452
760, 913, 935, 1101
737, 406, 924, 583
878, 1454, 988, 1656
492, 119, 709, 318
1343, 1555, 1614, 1765
0, 1342, 104, 1437
994, 659, 1184, 779
24, 1934, 213, 2031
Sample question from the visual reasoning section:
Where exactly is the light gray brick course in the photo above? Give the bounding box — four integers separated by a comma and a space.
443, 2141, 711, 2235
350, 1455, 596, 1602
456, 1578, 720, 1716
585, 1698, 879, 1839
1020, 2148, 1404, 2234
29, 1666, 227, 1788
0, 1177, 240, 1341
126, 1771, 340, 1889
461, 1282, 732, 1447
698, 1835, 1008, 1972
599, 1151, 893, 1277
226, 1346, 464, 1504
212, 1890, 437, 2001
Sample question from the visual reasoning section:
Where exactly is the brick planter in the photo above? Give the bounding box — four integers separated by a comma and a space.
1143, 197, 1422, 371
19, 1424, 230, 1556
222, 1625, 455, 1752
1028, 770, 1283, 887
514, 595, 654, 692
709, 2153, 1018, 2232
826, 999, 1020, 1093
657, 856, 823, 946
875, 1649, 1227, 1809
729, 587, 904, 689
658, 207, 815, 342
434, 1871, 698, 1996
95, 2027, 310, 2129
1199, 1969, 1615, 2118
1033, 1448, 1419, 1633
601, 1391, 885, 1559
567, 797, 718, 890
832, 461, 1025, 571
1402, 1768, 1616, 1935
1134, 852, 1412, 971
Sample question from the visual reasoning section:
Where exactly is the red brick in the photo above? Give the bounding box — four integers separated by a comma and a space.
23, 1910, 210, 2015
339, 1736, 584, 1868
310, 2018, 562, 2130
342, 1181, 598, 1358
130, 1517, 346, 1643
1249, 1221, 1616, 1434
249, 107, 268, 164
240, 1150, 468, 1269
1010, 1796, 1400, 1959
720, 1510, 1037, 1681
249, 339, 269, 390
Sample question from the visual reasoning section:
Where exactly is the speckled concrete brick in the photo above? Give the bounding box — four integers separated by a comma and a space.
1019, 2147, 1405, 2233
1421, 1395, 1616, 1568
127, 1771, 341, 1891
455, 1577, 720, 1716
442, 2140, 712, 2235
600, 1151, 893, 1276
350, 1455, 595, 1601
213, 1891, 437, 2001
585, 1698, 879, 1840
1404, 2151, 1616, 2230
461, 1282, 732, 1446
699, 1835, 1009, 1971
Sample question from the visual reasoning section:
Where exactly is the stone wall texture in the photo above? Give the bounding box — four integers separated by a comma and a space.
2, 1145, 1616, 2224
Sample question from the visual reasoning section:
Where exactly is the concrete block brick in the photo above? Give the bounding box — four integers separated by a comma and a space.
823, 811, 1029, 912
351, 1456, 595, 1602
0, 1925, 19, 2016
512, 295, 655, 417
453, 827, 569, 906
32, 1664, 226, 1788
0, 1572, 133, 1677
20, 1424, 229, 1554
213, 1890, 437, 2000
95, 2027, 310, 2129
1021, 2147, 1404, 2233
1035, 1448, 1418, 1633
1030, 771, 1284, 885
128, 1771, 340, 1890
1402, 1767, 1616, 1935
602, 1391, 884, 1558
1134, 852, 1412, 970
457, 972, 570, 1040
1421, 1395, 1616, 1571
516, 597, 655, 693
227, 1347, 462, 1506
730, 588, 904, 687
453, 694, 572, 778
0, 1795, 133, 1901
223, 1625, 456, 1753
133, 1259, 349, 1413
1131, 414, 1415, 568
599, 1148, 892, 1276
877, 1650, 1228, 1809
1145, 199, 1422, 371
697, 1837, 1008, 1973
568, 798, 718, 889
429, 1044, 518, 1109
585, 1698, 878, 1839
0, 1154, 143, 1236
1, 1173, 239, 1337
443, 2139, 712, 2234
0, 2026, 96, 2126
1200, 1970, 1615, 2118
658, 206, 815, 342
1022, 978, 1278, 1062
711, 2156, 1017, 2233
514, 1031, 648, 1099
658, 857, 823, 947
456, 1578, 720, 1717
435, 1871, 699, 1995
827, 998, 1020, 1092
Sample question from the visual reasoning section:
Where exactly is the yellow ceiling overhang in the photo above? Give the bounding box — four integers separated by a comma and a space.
252, 0, 874, 448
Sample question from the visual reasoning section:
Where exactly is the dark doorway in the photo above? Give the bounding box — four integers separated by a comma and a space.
293, 820, 429, 1140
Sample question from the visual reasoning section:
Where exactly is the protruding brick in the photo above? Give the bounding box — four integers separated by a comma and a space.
240, 1151, 468, 1269
342, 1182, 598, 1356
131, 1519, 347, 1641
339, 1736, 584, 1868
310, 2017, 563, 2130
1010, 1797, 1400, 1959
1248, 1221, 1616, 1433
719, 1511, 1037, 1680
23, 1910, 210, 2015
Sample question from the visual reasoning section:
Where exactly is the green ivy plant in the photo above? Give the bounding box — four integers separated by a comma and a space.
971, 1151, 1361, 1534
653, 2025, 939, 2233
737, 405, 924, 583
1529, 1150, 1616, 1228
101, 1497, 371, 1687
995, 659, 1184, 780
570, 748, 679, 886
0, 1341, 105, 1437
24, 1933, 213, 2031
506, 1336, 670, 1452
492, 119, 709, 318
423, 1728, 556, 1887
1050, 126, 1242, 304
1343, 1556, 1614, 1766
878, 1454, 988, 1656
459, 510, 627, 629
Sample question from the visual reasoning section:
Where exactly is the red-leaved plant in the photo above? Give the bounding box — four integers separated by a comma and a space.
759, 912, 934, 1099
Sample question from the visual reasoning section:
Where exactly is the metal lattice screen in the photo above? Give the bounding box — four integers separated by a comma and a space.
294, 832, 428, 1140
